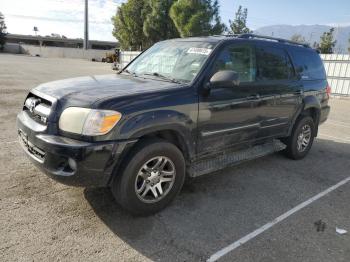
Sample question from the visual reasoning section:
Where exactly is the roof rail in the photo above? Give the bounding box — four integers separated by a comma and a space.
222, 34, 240, 37
237, 33, 310, 48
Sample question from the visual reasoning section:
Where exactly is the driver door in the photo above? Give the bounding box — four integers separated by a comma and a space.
197, 43, 261, 156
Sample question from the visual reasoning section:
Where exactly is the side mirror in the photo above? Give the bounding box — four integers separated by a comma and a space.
210, 70, 240, 88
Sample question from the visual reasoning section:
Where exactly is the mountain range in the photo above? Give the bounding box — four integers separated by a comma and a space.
254, 25, 350, 53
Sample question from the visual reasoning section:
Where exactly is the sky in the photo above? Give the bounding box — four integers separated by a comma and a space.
0, 0, 349, 41
221, 0, 350, 28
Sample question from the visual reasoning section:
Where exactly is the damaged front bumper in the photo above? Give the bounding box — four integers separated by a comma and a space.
17, 111, 136, 187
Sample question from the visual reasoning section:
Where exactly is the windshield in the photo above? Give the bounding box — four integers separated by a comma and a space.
123, 41, 216, 83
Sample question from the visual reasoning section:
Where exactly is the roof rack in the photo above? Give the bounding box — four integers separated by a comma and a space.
236, 34, 310, 48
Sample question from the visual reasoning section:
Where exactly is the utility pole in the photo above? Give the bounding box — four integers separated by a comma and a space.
309, 32, 314, 44
83, 0, 89, 49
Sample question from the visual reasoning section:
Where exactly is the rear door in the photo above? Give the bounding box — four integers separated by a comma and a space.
255, 44, 302, 138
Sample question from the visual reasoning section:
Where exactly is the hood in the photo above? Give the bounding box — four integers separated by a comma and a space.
34, 74, 179, 104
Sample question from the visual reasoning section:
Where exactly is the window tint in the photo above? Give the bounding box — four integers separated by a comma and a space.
289, 49, 326, 80
256, 46, 294, 80
211, 45, 256, 83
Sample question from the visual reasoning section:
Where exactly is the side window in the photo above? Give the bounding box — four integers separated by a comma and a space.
211, 45, 256, 83
256, 46, 294, 80
289, 49, 326, 80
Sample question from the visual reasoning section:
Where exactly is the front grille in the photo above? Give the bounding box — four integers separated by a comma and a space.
23, 93, 52, 125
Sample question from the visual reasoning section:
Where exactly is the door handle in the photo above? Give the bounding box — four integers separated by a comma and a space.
246, 94, 260, 100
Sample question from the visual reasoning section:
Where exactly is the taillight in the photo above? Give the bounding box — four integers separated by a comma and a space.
326, 84, 331, 99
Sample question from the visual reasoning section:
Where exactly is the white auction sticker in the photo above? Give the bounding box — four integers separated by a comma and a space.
187, 47, 212, 55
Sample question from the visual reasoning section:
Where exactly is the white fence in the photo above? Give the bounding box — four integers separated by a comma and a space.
320, 54, 350, 96
118, 51, 350, 96
119, 51, 141, 68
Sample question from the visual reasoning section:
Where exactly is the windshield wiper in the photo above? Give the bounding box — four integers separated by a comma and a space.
141, 72, 181, 84
121, 69, 137, 76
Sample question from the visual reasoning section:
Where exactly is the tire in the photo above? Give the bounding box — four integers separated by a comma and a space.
284, 116, 315, 160
111, 138, 185, 216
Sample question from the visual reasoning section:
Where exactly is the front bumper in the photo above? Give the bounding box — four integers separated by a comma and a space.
17, 111, 136, 187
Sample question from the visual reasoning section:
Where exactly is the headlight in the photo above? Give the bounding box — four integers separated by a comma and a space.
59, 107, 122, 136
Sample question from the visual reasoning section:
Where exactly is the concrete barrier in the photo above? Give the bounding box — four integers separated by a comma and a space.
3, 43, 114, 62
3, 43, 22, 54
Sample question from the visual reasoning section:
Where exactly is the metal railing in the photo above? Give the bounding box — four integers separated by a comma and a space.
119, 51, 141, 69
321, 54, 350, 96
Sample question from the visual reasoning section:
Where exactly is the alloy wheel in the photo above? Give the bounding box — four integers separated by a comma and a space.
296, 124, 312, 152
135, 156, 176, 203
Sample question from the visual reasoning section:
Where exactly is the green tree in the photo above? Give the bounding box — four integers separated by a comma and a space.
0, 12, 7, 51
169, 0, 225, 37
229, 5, 251, 34
143, 0, 179, 45
290, 34, 306, 44
112, 0, 150, 50
318, 28, 337, 54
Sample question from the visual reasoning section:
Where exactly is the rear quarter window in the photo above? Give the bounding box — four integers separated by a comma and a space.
289, 49, 326, 80
256, 46, 294, 81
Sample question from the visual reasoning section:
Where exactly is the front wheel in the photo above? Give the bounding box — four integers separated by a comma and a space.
284, 116, 315, 160
111, 139, 185, 216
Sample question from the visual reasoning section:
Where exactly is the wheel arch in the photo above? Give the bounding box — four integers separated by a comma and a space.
135, 128, 193, 161
288, 96, 321, 137
108, 128, 194, 185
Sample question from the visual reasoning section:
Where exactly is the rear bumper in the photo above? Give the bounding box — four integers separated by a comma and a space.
17, 111, 136, 187
320, 105, 330, 124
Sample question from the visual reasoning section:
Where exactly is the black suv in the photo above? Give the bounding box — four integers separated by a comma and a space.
17, 34, 330, 215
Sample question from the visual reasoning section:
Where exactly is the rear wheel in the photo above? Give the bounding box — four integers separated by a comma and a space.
111, 139, 185, 215
284, 116, 315, 160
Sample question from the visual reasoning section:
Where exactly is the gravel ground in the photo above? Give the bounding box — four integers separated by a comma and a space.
1, 54, 350, 262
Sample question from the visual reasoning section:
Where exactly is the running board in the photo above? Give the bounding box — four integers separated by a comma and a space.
188, 139, 286, 177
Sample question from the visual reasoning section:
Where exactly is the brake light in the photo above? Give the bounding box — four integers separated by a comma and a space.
326, 84, 331, 99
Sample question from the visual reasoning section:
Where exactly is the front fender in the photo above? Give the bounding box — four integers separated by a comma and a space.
119, 109, 196, 158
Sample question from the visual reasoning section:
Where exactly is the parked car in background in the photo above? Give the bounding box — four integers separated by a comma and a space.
17, 34, 330, 215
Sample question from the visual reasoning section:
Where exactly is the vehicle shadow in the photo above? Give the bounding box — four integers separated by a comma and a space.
84, 138, 350, 261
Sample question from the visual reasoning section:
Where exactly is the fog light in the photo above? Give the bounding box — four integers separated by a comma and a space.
68, 158, 77, 171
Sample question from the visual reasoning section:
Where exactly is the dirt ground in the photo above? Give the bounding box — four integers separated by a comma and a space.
1, 54, 350, 262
